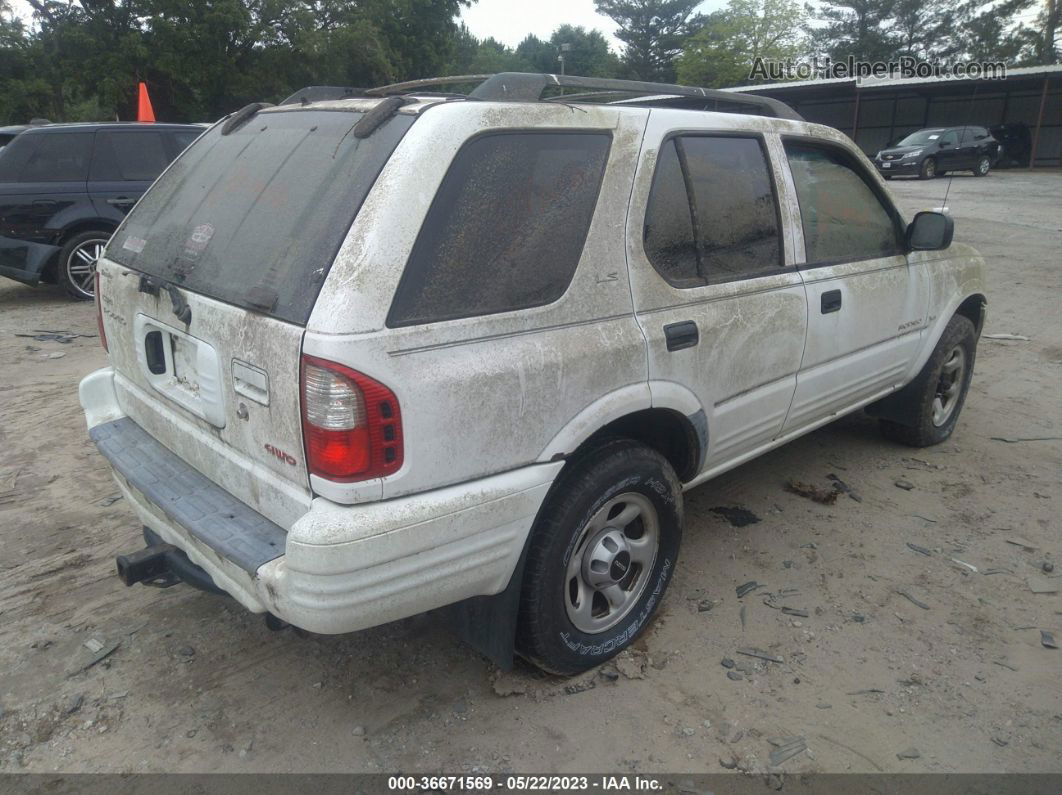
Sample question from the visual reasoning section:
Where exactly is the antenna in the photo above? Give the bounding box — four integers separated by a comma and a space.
940, 81, 981, 212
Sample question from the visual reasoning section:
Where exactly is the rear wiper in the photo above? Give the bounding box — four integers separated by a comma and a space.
138, 274, 192, 325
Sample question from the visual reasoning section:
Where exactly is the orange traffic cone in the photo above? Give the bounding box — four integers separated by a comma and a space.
137, 82, 156, 123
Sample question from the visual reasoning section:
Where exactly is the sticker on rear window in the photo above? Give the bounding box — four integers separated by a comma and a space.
122, 236, 146, 254
183, 223, 215, 259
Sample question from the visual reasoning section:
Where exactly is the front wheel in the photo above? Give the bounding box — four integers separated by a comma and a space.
919, 157, 937, 180
879, 315, 977, 447
974, 155, 991, 177
58, 231, 111, 300
516, 439, 683, 675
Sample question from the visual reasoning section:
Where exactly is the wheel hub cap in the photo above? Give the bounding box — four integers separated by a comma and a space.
564, 492, 660, 635
931, 346, 966, 426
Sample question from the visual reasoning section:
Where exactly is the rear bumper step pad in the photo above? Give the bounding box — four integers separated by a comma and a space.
90, 418, 285, 573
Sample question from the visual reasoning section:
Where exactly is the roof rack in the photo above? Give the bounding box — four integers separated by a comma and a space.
279, 86, 363, 105
366, 72, 803, 121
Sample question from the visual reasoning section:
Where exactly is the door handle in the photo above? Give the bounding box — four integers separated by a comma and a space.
821, 289, 842, 314
106, 197, 135, 206
664, 320, 699, 352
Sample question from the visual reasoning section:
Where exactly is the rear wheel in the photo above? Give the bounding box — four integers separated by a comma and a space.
879, 315, 977, 447
516, 439, 682, 675
919, 157, 937, 180
58, 231, 110, 300
974, 155, 991, 176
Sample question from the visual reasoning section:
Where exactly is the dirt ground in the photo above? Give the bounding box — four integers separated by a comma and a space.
0, 170, 1060, 776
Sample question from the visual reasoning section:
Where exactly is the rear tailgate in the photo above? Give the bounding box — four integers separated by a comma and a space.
99, 264, 310, 528
95, 103, 417, 529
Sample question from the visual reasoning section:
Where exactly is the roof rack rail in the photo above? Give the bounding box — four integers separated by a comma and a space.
365, 72, 802, 121
279, 86, 364, 106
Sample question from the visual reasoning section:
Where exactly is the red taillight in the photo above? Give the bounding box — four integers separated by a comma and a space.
300, 354, 403, 482
95, 271, 108, 352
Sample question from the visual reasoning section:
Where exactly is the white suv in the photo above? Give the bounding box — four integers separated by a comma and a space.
80, 73, 986, 675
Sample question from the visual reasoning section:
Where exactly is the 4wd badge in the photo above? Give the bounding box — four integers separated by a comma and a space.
265, 444, 297, 466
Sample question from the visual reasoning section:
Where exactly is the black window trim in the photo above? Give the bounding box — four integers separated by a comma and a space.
781, 134, 908, 270
385, 127, 614, 329
642, 129, 788, 290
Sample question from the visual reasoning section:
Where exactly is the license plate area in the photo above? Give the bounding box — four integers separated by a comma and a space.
882, 162, 891, 168
133, 314, 226, 428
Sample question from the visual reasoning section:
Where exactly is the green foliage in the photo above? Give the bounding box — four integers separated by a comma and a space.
677, 0, 806, 87
594, 0, 701, 81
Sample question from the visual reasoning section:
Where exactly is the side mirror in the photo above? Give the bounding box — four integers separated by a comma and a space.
937, 139, 948, 149
907, 211, 954, 251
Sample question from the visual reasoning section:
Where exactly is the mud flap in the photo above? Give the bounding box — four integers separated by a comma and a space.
444, 539, 531, 671
0, 236, 59, 286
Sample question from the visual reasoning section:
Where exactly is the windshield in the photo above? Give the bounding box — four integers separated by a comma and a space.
895, 130, 945, 147
108, 108, 414, 325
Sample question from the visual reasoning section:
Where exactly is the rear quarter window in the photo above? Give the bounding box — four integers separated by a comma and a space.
93, 130, 170, 181
3, 132, 93, 182
387, 131, 611, 327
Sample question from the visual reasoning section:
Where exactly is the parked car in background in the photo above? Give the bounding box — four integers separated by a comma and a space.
874, 126, 1000, 179
81, 74, 985, 675
0, 122, 204, 299
0, 119, 51, 150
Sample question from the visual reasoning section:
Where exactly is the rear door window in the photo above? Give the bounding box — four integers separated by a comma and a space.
15, 133, 93, 182
93, 131, 170, 181
785, 142, 903, 265
108, 109, 414, 325
387, 132, 611, 327
643, 135, 782, 288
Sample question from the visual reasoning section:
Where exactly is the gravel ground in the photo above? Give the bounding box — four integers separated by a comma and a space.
0, 169, 1060, 775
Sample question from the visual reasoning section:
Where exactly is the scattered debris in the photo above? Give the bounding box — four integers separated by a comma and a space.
982, 568, 1011, 575
896, 589, 930, 610
983, 333, 1030, 341
43, 351, 66, 359
15, 331, 96, 344
62, 694, 84, 716
1042, 631, 1058, 650
818, 734, 883, 771
491, 671, 528, 697
781, 607, 809, 618
726, 670, 743, 681
98, 494, 122, 507
896, 747, 921, 760
739, 604, 747, 630
1028, 576, 1058, 594
718, 757, 738, 770
846, 689, 885, 695
786, 479, 838, 505
696, 598, 715, 613
721, 658, 735, 669
614, 650, 648, 680
737, 647, 784, 664
736, 581, 760, 598
768, 736, 808, 766
1043, 561, 1055, 573
991, 436, 1062, 444
894, 479, 915, 491
709, 506, 761, 527
992, 660, 1018, 671
1004, 536, 1037, 551
951, 558, 978, 574
83, 638, 104, 654
352, 725, 366, 737
991, 736, 1008, 747
826, 473, 861, 502
907, 543, 933, 556
66, 640, 120, 677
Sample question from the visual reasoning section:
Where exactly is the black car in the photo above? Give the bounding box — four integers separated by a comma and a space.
873, 126, 1000, 180
0, 122, 203, 299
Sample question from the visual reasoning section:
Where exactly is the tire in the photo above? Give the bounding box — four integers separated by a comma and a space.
974, 155, 991, 177
919, 157, 937, 180
58, 230, 111, 300
516, 439, 683, 675
879, 315, 977, 447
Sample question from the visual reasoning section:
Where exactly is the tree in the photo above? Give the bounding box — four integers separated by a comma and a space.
677, 0, 807, 87
594, 0, 701, 81
517, 25, 621, 77
1035, 0, 1060, 62
810, 0, 895, 63
949, 0, 1038, 63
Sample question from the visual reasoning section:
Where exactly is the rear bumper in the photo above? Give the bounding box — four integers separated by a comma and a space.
80, 367, 561, 634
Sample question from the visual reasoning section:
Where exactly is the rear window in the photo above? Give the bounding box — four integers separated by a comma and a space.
387, 132, 611, 327
108, 109, 414, 325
